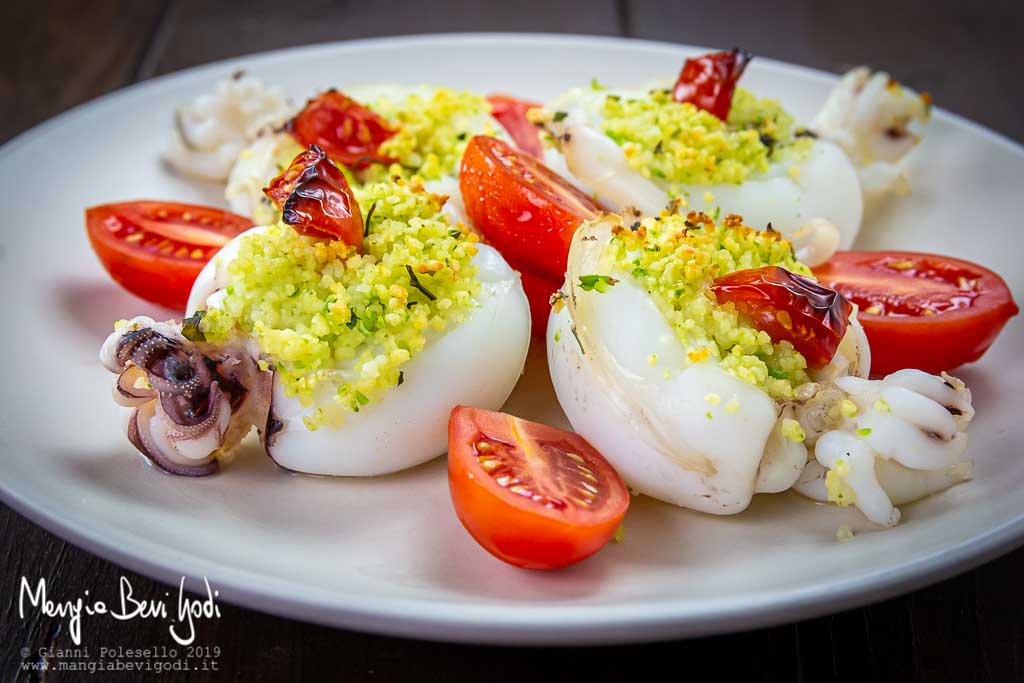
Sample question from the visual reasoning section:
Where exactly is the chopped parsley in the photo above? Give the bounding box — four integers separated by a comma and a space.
578, 274, 619, 293
180, 310, 207, 342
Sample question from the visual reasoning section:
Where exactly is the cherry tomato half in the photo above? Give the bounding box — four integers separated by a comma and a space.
459, 135, 602, 282
86, 201, 253, 311
287, 89, 396, 167
712, 265, 852, 368
264, 145, 364, 247
486, 94, 544, 158
672, 48, 752, 120
448, 406, 629, 570
813, 251, 1018, 375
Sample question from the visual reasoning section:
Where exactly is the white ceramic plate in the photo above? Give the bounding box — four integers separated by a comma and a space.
2, 34, 1022, 645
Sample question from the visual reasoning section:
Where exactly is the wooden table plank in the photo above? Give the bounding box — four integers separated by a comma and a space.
148, 0, 623, 78
3, 498, 1021, 683
625, 0, 1024, 142
2, 1, 1023, 681
0, 0, 170, 144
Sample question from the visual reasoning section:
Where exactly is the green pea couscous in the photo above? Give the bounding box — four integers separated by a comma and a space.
202, 179, 481, 428
360, 87, 497, 183
249, 86, 497, 225
599, 87, 813, 191
604, 210, 813, 398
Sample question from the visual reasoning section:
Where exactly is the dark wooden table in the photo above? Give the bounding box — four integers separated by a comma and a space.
3, 1, 1022, 680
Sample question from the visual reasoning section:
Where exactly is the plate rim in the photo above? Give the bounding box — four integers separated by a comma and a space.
3, 32, 1024, 645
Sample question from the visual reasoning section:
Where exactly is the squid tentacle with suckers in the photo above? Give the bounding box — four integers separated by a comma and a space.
100, 316, 273, 476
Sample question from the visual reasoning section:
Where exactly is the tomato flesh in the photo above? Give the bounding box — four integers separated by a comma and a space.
460, 135, 602, 337
712, 265, 852, 368
86, 201, 252, 311
264, 145, 364, 247
486, 94, 544, 158
672, 48, 752, 120
460, 135, 602, 282
448, 406, 629, 569
287, 89, 396, 167
813, 251, 1019, 375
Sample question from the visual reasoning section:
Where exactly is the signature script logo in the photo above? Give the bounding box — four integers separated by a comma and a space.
19, 576, 221, 646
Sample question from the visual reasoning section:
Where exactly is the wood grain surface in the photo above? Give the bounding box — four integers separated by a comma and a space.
2, 1, 1022, 680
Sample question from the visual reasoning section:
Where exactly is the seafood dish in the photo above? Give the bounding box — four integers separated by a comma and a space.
87, 49, 1018, 569
529, 52, 930, 265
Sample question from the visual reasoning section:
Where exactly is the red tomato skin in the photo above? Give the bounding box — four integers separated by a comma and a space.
447, 406, 628, 570
672, 48, 752, 120
460, 135, 601, 282
87, 228, 196, 311
287, 90, 395, 167
511, 263, 560, 339
486, 94, 544, 158
712, 265, 852, 368
86, 202, 252, 311
449, 450, 600, 570
264, 145, 364, 248
814, 251, 1019, 376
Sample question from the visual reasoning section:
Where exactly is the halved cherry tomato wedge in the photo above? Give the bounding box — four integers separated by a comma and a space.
486, 94, 544, 158
672, 48, 752, 120
86, 201, 252, 311
287, 89, 396, 167
460, 135, 602, 282
813, 251, 1019, 375
448, 406, 629, 570
264, 145, 364, 247
712, 265, 852, 368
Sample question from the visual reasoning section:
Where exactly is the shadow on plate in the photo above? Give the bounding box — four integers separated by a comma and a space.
51, 278, 178, 346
